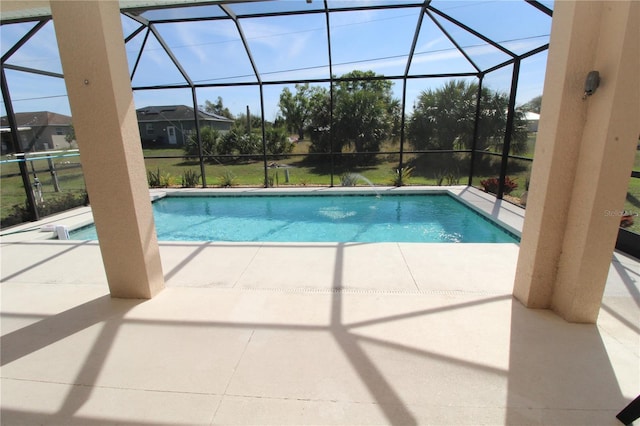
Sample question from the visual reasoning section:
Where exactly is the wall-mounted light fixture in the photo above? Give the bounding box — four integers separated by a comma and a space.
583, 70, 600, 99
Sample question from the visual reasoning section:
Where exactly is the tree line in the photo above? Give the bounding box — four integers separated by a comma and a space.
188, 70, 533, 161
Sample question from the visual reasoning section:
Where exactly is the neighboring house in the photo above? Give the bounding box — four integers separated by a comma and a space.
136, 105, 234, 147
525, 111, 540, 132
0, 111, 74, 153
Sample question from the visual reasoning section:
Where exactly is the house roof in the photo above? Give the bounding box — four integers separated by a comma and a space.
0, 111, 72, 127
525, 112, 541, 121
136, 105, 234, 123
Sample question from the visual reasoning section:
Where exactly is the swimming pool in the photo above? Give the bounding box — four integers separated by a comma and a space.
70, 194, 519, 243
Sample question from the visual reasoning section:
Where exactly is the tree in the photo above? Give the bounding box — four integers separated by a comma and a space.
307, 86, 332, 153
64, 124, 76, 145
478, 91, 529, 154
203, 96, 234, 119
280, 70, 399, 161
407, 80, 476, 151
521, 95, 542, 113
233, 113, 262, 134
278, 83, 311, 140
407, 79, 528, 154
334, 70, 398, 160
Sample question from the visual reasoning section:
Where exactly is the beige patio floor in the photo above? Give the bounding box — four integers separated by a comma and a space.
1, 188, 638, 425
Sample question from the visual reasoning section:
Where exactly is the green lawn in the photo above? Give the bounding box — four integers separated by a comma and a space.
142, 155, 434, 187
0, 156, 87, 226
142, 143, 438, 187
623, 175, 640, 233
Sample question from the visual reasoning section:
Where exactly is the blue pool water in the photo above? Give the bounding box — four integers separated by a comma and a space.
70, 194, 519, 243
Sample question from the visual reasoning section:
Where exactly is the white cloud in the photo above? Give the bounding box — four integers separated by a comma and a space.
154, 20, 243, 64
241, 19, 292, 51
171, 23, 208, 63
415, 36, 448, 53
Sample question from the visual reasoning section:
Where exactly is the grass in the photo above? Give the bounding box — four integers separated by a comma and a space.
144, 156, 433, 187
142, 142, 438, 187
623, 176, 640, 233
0, 156, 87, 224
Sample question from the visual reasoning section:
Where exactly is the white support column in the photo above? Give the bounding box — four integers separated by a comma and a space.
513, 1, 639, 323
50, 0, 164, 298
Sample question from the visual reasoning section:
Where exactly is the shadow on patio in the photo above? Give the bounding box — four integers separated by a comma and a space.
1, 239, 638, 424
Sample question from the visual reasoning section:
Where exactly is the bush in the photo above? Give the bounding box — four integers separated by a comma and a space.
148, 168, 161, 187
218, 170, 237, 187
308, 127, 331, 153
148, 168, 175, 188
219, 128, 261, 157
340, 173, 359, 187
266, 171, 279, 187
265, 126, 294, 156
391, 166, 414, 187
1, 192, 88, 229
181, 169, 201, 188
435, 168, 461, 186
183, 127, 220, 157
480, 176, 518, 195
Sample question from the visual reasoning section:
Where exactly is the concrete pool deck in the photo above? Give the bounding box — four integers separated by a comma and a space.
1, 186, 638, 425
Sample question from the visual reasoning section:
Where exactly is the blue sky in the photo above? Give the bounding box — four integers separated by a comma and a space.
1, 0, 552, 121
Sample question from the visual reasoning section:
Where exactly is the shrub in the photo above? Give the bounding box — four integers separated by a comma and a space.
183, 127, 219, 158
436, 168, 461, 186
219, 128, 261, 157
148, 168, 174, 188
147, 168, 161, 187
159, 172, 175, 187
181, 170, 201, 188
480, 176, 518, 195
265, 126, 294, 156
1, 192, 88, 229
218, 170, 236, 187
340, 173, 359, 187
266, 171, 279, 187
391, 166, 414, 187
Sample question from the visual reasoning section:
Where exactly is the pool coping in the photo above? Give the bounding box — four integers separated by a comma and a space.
0, 186, 525, 242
